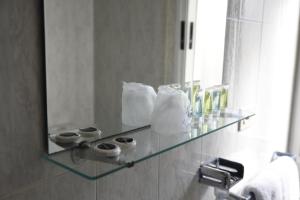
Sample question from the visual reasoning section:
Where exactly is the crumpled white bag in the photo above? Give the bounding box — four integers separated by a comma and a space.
151, 85, 191, 134
122, 82, 157, 127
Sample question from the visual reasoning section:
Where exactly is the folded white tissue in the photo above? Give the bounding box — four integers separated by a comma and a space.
122, 82, 157, 127
151, 86, 191, 135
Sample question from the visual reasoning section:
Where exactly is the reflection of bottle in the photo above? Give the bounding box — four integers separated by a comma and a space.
192, 81, 200, 105
220, 85, 229, 111
195, 90, 204, 117
184, 82, 192, 103
203, 89, 213, 117
192, 81, 202, 118
212, 87, 221, 117
183, 82, 193, 118
201, 122, 208, 133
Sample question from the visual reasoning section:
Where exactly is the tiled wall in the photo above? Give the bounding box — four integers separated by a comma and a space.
0, 0, 298, 200
225, 0, 298, 152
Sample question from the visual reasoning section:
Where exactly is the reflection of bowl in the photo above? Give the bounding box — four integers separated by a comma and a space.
94, 143, 121, 157
79, 127, 101, 138
113, 137, 136, 149
55, 132, 80, 144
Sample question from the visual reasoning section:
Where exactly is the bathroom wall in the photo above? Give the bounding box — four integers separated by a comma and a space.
225, 0, 299, 152
220, 0, 299, 194
157, 0, 299, 198
220, 0, 299, 191
0, 0, 96, 199
0, 1, 298, 200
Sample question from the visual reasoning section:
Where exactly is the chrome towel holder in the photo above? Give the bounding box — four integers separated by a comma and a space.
198, 152, 296, 200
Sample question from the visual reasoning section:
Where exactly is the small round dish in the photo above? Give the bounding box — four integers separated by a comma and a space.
55, 132, 81, 144
79, 127, 102, 138
113, 137, 136, 149
93, 143, 121, 157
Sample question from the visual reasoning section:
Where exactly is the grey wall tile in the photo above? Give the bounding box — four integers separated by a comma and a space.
1, 181, 47, 200
2, 170, 96, 200
0, 0, 47, 196
46, 172, 96, 200
96, 159, 158, 200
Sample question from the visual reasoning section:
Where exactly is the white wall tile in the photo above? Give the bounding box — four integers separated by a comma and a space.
240, 0, 264, 21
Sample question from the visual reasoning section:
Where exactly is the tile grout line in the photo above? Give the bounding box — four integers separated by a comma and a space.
227, 17, 263, 24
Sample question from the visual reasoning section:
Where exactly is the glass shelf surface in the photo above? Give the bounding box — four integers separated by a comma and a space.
44, 110, 255, 180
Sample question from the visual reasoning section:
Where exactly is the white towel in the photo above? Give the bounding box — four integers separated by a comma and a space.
242, 156, 299, 200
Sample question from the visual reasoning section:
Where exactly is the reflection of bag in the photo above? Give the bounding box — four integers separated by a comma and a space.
122, 82, 157, 127
151, 86, 191, 134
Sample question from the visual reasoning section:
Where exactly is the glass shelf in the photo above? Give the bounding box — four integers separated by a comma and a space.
44, 110, 255, 180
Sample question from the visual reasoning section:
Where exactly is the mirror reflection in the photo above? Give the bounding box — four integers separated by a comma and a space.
45, 0, 193, 154
45, 0, 227, 154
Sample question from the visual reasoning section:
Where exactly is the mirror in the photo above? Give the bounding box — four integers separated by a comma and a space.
44, 0, 193, 154
44, 0, 228, 154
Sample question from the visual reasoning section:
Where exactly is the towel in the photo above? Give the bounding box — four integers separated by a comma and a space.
242, 156, 299, 200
